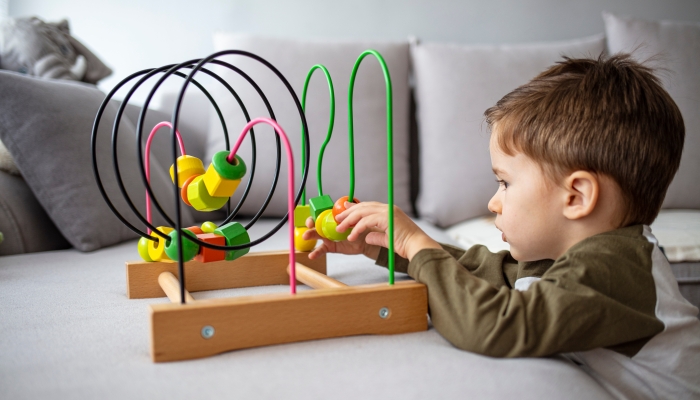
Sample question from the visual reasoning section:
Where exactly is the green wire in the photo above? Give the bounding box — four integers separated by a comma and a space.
348, 50, 394, 285
301, 64, 335, 205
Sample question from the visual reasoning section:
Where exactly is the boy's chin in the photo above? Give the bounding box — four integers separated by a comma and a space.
509, 247, 545, 262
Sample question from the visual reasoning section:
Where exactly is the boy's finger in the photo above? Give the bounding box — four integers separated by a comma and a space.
335, 201, 381, 223
305, 216, 315, 229
336, 203, 387, 231
346, 213, 385, 242
302, 228, 322, 241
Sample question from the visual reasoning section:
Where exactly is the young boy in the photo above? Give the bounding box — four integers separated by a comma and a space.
303, 54, 700, 399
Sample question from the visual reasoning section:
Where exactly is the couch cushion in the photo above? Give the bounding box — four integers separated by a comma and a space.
0, 71, 194, 251
0, 170, 71, 255
604, 12, 700, 209
412, 35, 606, 227
205, 34, 412, 217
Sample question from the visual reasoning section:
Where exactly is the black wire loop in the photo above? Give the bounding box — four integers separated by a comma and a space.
91, 51, 311, 303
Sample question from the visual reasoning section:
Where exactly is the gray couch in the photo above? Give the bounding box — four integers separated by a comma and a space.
1, 12, 699, 400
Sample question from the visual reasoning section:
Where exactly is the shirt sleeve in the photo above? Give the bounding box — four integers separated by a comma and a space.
407, 239, 665, 358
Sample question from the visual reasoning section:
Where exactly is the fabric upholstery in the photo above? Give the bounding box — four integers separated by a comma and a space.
118, 101, 221, 222
0, 218, 614, 400
0, 71, 194, 251
604, 12, 700, 209
412, 35, 606, 227
206, 34, 412, 217
0, 170, 70, 255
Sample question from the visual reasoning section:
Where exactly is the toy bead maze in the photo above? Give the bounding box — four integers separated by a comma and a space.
91, 50, 427, 362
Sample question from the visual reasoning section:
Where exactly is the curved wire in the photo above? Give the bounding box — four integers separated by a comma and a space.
228, 117, 298, 294
348, 50, 395, 284
300, 64, 335, 204
145, 121, 186, 234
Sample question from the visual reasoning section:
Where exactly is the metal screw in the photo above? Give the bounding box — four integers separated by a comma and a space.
379, 307, 390, 319
201, 325, 215, 339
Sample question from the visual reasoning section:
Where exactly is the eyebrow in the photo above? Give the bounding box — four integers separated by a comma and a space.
492, 167, 505, 176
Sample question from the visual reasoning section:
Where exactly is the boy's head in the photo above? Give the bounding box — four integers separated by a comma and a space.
484, 54, 684, 261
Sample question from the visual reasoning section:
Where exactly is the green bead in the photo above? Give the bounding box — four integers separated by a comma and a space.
309, 195, 334, 221
294, 205, 311, 227
164, 229, 200, 262
321, 211, 352, 242
201, 221, 217, 233
214, 221, 251, 261
211, 151, 247, 180
187, 175, 229, 211
137, 237, 154, 262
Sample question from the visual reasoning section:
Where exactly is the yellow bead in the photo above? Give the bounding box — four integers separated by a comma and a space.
187, 175, 229, 211
315, 209, 331, 239
169, 155, 205, 187
201, 221, 217, 233
321, 211, 351, 242
202, 163, 241, 198
148, 226, 174, 262
294, 227, 317, 252
294, 205, 311, 227
137, 237, 154, 262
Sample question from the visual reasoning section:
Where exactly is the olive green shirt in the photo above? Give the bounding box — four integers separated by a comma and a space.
376, 225, 664, 358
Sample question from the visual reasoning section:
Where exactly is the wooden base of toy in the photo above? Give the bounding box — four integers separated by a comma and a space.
126, 250, 428, 362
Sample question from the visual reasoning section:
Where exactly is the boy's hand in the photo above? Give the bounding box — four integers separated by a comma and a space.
335, 201, 441, 260
301, 203, 381, 261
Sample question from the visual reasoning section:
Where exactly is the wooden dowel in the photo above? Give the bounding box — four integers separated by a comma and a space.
287, 263, 347, 289
158, 272, 195, 303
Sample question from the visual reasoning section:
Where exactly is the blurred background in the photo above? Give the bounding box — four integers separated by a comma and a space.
5, 0, 700, 101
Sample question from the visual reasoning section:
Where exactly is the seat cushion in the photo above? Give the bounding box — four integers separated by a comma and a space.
604, 12, 700, 209
411, 35, 606, 227
0, 71, 194, 251
205, 34, 412, 217
0, 170, 70, 255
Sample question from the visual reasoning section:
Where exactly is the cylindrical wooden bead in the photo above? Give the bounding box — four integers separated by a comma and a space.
213, 221, 251, 261
169, 155, 205, 187
211, 152, 246, 180
164, 228, 200, 262
148, 226, 174, 262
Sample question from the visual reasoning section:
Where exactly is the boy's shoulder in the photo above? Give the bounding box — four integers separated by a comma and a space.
542, 224, 657, 304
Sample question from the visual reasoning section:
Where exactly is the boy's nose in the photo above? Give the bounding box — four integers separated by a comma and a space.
488, 192, 501, 214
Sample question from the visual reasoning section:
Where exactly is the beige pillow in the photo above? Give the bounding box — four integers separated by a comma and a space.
205, 34, 412, 218
604, 12, 700, 210
412, 35, 606, 227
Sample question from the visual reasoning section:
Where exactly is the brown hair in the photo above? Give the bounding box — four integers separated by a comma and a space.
484, 53, 684, 226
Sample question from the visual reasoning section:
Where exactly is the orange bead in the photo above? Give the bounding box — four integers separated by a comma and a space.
194, 233, 226, 263
186, 226, 203, 234
180, 175, 198, 206
332, 196, 360, 222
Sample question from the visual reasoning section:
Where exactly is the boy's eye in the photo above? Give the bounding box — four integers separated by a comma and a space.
496, 179, 509, 189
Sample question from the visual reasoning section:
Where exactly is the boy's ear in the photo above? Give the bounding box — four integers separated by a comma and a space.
561, 171, 599, 220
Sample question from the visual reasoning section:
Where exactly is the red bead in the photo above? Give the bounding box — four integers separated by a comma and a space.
194, 233, 226, 263
332, 196, 360, 222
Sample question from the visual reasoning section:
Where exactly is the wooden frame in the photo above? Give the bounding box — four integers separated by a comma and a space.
126, 250, 428, 362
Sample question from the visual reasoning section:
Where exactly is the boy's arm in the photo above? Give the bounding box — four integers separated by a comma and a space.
405, 245, 664, 358
376, 244, 520, 289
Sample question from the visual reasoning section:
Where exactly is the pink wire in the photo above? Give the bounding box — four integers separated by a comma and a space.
145, 121, 187, 234
228, 118, 297, 295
